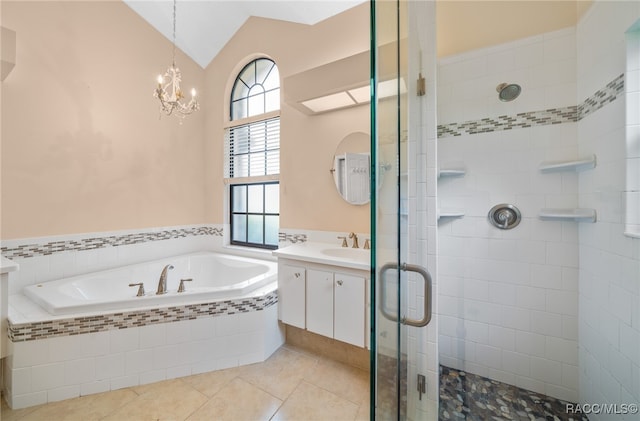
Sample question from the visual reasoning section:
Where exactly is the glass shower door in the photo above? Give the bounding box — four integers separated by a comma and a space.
370, 0, 408, 418
370, 0, 435, 419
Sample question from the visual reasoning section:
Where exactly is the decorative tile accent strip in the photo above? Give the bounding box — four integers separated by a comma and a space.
8, 291, 278, 342
438, 74, 624, 138
1, 226, 223, 260
437, 106, 578, 138
278, 232, 307, 244
578, 73, 625, 120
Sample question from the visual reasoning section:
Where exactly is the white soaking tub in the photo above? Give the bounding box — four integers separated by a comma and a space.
23, 252, 277, 315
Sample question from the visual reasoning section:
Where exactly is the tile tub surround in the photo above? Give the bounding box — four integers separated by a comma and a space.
2, 303, 285, 410
1, 225, 225, 296
8, 291, 279, 342
0, 226, 223, 260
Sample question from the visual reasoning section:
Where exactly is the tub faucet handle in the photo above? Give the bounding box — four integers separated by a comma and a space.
363, 239, 370, 250
129, 282, 145, 297
337, 236, 348, 247
177, 278, 192, 293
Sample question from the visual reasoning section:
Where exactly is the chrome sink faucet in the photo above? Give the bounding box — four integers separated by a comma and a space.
156, 264, 174, 295
348, 232, 359, 248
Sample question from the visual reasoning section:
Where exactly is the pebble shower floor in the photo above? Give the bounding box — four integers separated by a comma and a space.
439, 366, 590, 421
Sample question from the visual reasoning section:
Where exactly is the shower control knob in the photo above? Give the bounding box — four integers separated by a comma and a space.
488, 204, 522, 230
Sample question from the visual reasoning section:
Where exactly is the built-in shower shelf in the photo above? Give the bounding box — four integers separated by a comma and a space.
437, 209, 465, 220
538, 155, 596, 173
438, 168, 466, 178
539, 208, 597, 223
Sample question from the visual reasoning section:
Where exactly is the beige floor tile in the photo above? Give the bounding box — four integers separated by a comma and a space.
11, 389, 138, 421
305, 358, 369, 405
238, 346, 319, 400
271, 381, 359, 421
1, 344, 371, 421
102, 379, 207, 421
186, 377, 282, 421
1, 398, 44, 421
181, 366, 241, 398
355, 401, 371, 421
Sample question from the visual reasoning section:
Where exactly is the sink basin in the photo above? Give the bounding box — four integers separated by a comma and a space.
321, 248, 369, 260
272, 242, 371, 271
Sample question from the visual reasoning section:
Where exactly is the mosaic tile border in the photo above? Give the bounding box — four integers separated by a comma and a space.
578, 73, 625, 119
438, 74, 625, 138
8, 290, 278, 342
437, 106, 578, 138
278, 232, 308, 244
1, 226, 223, 260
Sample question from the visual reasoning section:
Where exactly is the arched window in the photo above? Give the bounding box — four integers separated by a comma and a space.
225, 58, 280, 249
231, 58, 280, 120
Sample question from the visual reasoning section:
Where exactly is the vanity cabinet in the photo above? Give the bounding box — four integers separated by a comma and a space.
278, 264, 306, 329
277, 260, 368, 348
332, 272, 365, 346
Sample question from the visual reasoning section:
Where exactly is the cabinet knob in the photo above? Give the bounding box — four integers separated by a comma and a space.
294, 272, 301, 278
336, 280, 343, 286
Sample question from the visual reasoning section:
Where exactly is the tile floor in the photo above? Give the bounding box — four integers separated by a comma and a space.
439, 366, 589, 421
1, 345, 370, 421
2, 347, 591, 421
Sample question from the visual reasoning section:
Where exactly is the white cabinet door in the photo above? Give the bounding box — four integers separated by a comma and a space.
334, 273, 365, 347
278, 263, 306, 329
306, 269, 334, 338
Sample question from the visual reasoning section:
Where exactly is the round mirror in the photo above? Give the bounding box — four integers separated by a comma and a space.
331, 131, 370, 205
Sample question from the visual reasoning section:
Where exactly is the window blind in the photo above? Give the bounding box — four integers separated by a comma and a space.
224, 117, 280, 178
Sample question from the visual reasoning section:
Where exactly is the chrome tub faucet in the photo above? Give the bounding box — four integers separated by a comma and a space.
156, 264, 174, 295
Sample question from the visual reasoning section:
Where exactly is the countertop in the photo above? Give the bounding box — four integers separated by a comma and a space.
272, 242, 370, 271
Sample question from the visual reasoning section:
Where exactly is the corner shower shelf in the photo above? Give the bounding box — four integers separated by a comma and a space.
437, 209, 465, 220
539, 208, 597, 223
538, 155, 596, 173
438, 168, 466, 178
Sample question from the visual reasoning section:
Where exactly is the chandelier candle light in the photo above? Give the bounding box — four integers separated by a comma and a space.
154, 0, 199, 118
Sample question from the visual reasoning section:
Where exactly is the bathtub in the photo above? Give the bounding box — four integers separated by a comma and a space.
22, 252, 277, 315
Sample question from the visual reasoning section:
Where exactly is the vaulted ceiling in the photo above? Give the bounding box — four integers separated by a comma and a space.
124, 1, 366, 68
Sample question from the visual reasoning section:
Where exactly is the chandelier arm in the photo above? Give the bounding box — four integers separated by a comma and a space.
153, 0, 198, 119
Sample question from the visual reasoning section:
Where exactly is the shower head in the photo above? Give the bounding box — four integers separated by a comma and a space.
496, 83, 521, 102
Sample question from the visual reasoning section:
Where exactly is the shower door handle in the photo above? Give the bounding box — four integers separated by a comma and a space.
379, 262, 432, 327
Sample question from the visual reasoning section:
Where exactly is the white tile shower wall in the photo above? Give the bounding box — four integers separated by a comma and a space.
2, 305, 285, 409
437, 29, 580, 402
438, 27, 577, 126
406, 1, 438, 418
577, 2, 640, 420
2, 224, 223, 295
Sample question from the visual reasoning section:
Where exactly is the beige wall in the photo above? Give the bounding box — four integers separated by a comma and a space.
436, 0, 592, 57
0, 0, 597, 240
1, 1, 206, 239
1, 1, 371, 241
204, 4, 371, 234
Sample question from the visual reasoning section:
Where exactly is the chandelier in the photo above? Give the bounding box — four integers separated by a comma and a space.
154, 0, 199, 118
